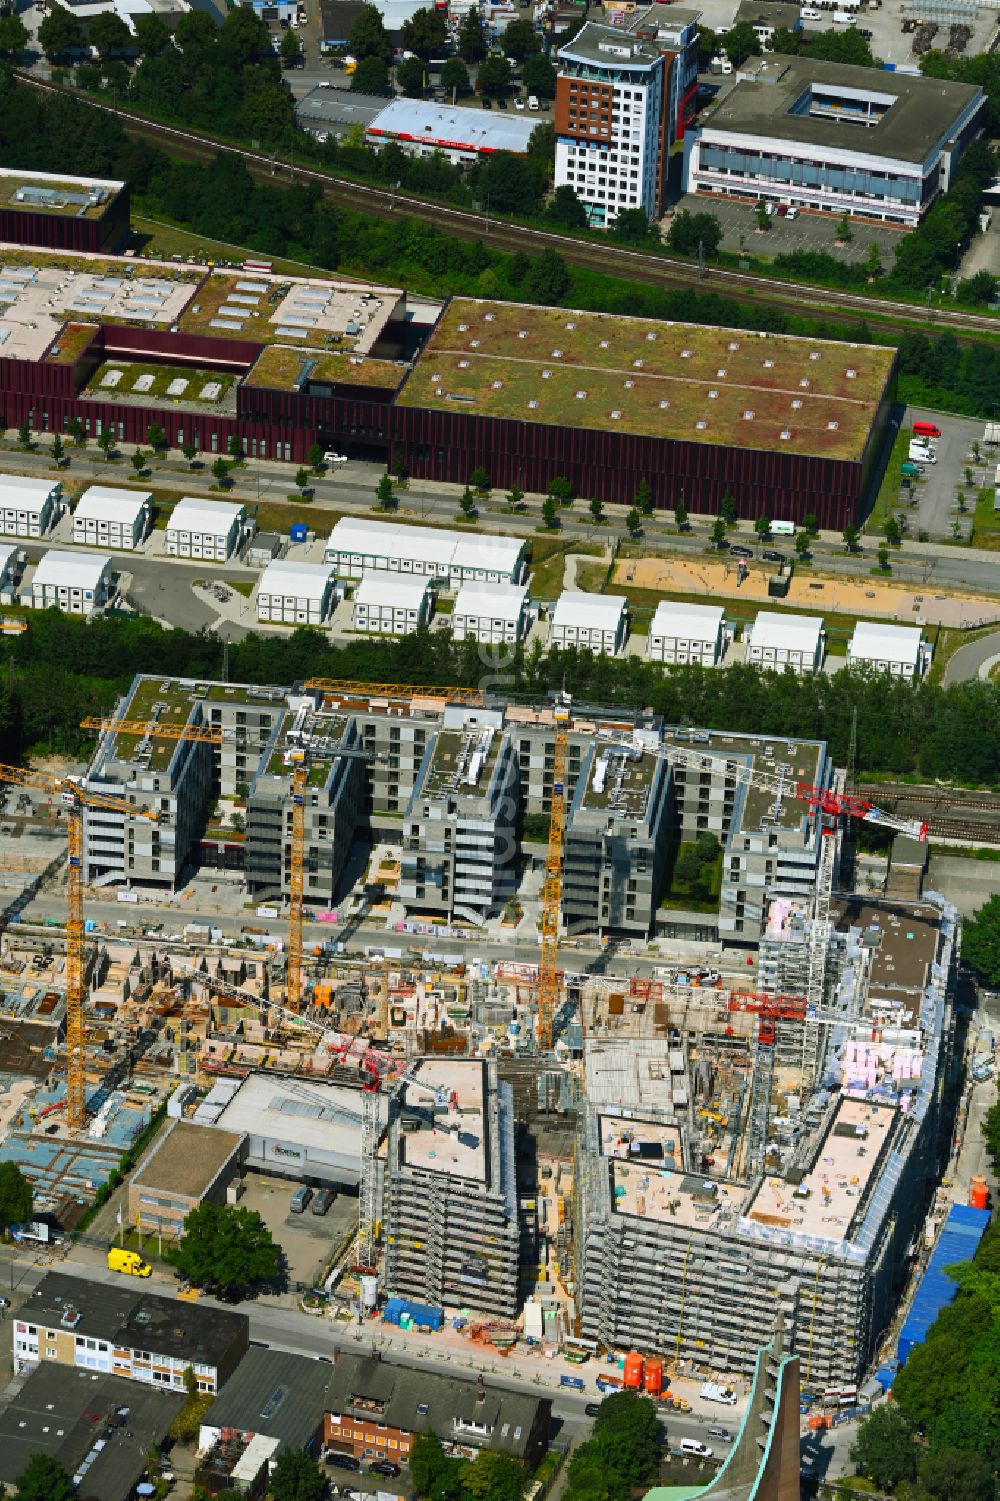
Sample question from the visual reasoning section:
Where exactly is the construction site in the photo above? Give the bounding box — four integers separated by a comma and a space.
0, 677, 966, 1391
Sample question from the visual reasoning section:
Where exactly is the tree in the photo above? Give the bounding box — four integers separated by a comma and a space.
280, 26, 302, 67
884, 516, 902, 546
13, 1454, 75, 1501
866, 242, 882, 277
547, 185, 587, 230
146, 423, 166, 451
134, 12, 171, 55
305, 442, 324, 473
613, 208, 656, 245
802, 512, 819, 535
441, 56, 471, 97
541, 495, 559, 528
463, 1450, 525, 1501
711, 516, 727, 548
168, 1202, 280, 1297
350, 2, 389, 58
131, 450, 148, 476
723, 20, 760, 65
269, 1448, 328, 1501
849, 1405, 918, 1491
754, 515, 771, 541
549, 476, 572, 503
522, 53, 556, 99
667, 209, 723, 257
697, 24, 718, 67
0, 1162, 33, 1229
396, 55, 425, 97
376, 473, 394, 508
352, 56, 388, 91
957, 270, 997, 307
755, 200, 770, 232
88, 10, 131, 56
51, 434, 65, 468
502, 17, 540, 61
477, 53, 512, 99
97, 429, 116, 461
720, 491, 737, 525
674, 499, 688, 530
0, 12, 28, 55
625, 507, 642, 538
962, 895, 1000, 987
837, 212, 854, 243
794, 530, 811, 560
211, 455, 230, 487
806, 26, 877, 66
920, 1449, 994, 1501
182, 439, 199, 468
589, 495, 605, 526
174, 9, 217, 57
458, 7, 486, 62
295, 466, 311, 493
392, 450, 407, 484
591, 1392, 661, 1485
400, 7, 447, 60
17, 422, 31, 452
525, 248, 569, 303
877, 545, 890, 572
459, 486, 476, 517
67, 418, 85, 448
506, 484, 524, 510
38, 4, 85, 58
469, 466, 490, 494
842, 522, 861, 551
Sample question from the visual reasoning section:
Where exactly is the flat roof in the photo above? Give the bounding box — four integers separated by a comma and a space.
399, 299, 892, 461
212, 1074, 382, 1170
663, 725, 825, 833
203, 1347, 332, 1451
258, 560, 335, 600
166, 497, 245, 536
553, 589, 626, 629
576, 741, 659, 815
611, 1155, 744, 1229
368, 99, 537, 155
736, 0, 802, 26
326, 516, 525, 575
354, 573, 432, 606
0, 474, 60, 511
558, 19, 663, 68
422, 724, 502, 798
245, 343, 406, 392
132, 1119, 244, 1199
398, 1058, 488, 1183
650, 600, 725, 640
0, 166, 123, 220
699, 56, 983, 165
74, 485, 152, 525
747, 1096, 897, 1241
33, 549, 110, 588
835, 897, 940, 1022
453, 580, 528, 621
178, 268, 401, 356
849, 620, 923, 665
749, 610, 824, 651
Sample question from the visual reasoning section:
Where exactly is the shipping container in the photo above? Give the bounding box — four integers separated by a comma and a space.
383, 1296, 444, 1331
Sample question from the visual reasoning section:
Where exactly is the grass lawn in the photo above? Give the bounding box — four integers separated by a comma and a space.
434, 596, 454, 615
925, 621, 996, 686
131, 212, 337, 280
229, 579, 255, 598
528, 538, 604, 598
659, 841, 723, 914
868, 423, 917, 534
971, 485, 1000, 550
251, 500, 344, 535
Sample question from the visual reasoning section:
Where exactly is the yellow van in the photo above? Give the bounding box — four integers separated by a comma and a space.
108, 1247, 152, 1277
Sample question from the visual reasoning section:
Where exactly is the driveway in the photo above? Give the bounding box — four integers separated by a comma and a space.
943, 630, 1000, 684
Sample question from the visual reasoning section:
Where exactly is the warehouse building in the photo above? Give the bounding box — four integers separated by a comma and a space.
367, 100, 537, 166
550, 590, 628, 655
324, 516, 527, 586
30, 549, 113, 615
647, 601, 729, 666
165, 497, 249, 561
451, 580, 530, 644
684, 58, 985, 227
0, 475, 61, 539
72, 485, 152, 551
745, 611, 824, 674
256, 559, 337, 625
383, 1058, 521, 1317
352, 573, 434, 634
128, 1119, 246, 1241
847, 621, 931, 679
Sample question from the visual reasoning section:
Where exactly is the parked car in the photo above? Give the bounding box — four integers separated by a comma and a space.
585, 1403, 601, 1417
707, 1426, 733, 1441
369, 1462, 402, 1477
311, 1187, 335, 1216
323, 450, 348, 464
761, 549, 786, 563
680, 1440, 714, 1458
730, 544, 754, 559
528, 93, 540, 109
325, 1454, 361, 1471
776, 203, 788, 217
290, 1184, 313, 1214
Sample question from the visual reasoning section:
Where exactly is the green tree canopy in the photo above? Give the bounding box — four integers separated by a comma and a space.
522, 52, 556, 99
134, 12, 171, 55
168, 1202, 280, 1296
547, 184, 587, 229
667, 209, 722, 257
961, 895, 1000, 986
525, 248, 570, 302
502, 18, 541, 61
849, 1405, 919, 1490
397, 55, 426, 96
441, 56, 471, 96
280, 26, 302, 67
0, 12, 28, 55
477, 53, 512, 98
350, 2, 389, 57
920, 1448, 995, 1501
270, 1448, 328, 1501
87, 10, 131, 56
722, 20, 760, 65
38, 4, 86, 58
352, 56, 389, 91
0, 1161, 33, 1228
14, 1454, 75, 1501
458, 7, 486, 60
473, 151, 546, 215
400, 7, 447, 59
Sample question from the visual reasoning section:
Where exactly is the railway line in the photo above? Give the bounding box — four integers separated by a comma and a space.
16, 73, 1000, 348
856, 784, 1000, 845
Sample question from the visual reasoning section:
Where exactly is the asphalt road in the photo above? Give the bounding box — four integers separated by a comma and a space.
943, 630, 1000, 684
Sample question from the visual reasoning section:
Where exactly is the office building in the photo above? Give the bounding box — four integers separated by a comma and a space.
72, 485, 151, 551
367, 100, 537, 165
127, 1120, 245, 1241
745, 611, 824, 674
383, 1058, 521, 1317
736, 0, 802, 49
619, 5, 702, 143
848, 621, 931, 678
30, 549, 112, 615
554, 21, 668, 227
684, 57, 985, 227
451, 580, 530, 644
165, 497, 249, 561
352, 573, 434, 634
0, 167, 129, 254
0, 475, 60, 538
550, 590, 628, 655
324, 516, 527, 586
256, 559, 337, 625
647, 600, 728, 665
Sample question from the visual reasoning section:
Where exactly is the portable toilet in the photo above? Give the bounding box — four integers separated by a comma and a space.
290, 522, 309, 543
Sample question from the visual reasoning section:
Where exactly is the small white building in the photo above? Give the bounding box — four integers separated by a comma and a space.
256, 560, 337, 625
550, 590, 628, 656
73, 486, 152, 551
352, 574, 433, 635
324, 516, 526, 585
452, 581, 529, 644
746, 611, 824, 674
0, 476, 61, 539
165, 497, 248, 561
30, 549, 113, 616
648, 601, 728, 666
847, 621, 931, 679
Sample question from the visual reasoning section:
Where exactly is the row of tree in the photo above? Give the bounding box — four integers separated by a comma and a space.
5, 609, 1000, 785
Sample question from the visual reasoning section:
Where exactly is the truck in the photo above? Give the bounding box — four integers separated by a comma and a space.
108, 1247, 152, 1277
700, 1381, 737, 1406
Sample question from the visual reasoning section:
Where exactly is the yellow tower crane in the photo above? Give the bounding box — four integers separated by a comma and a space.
304, 677, 486, 706
537, 694, 571, 1052
0, 764, 159, 1129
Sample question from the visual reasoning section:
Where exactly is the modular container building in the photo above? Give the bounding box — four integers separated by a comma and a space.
383, 1296, 444, 1331
896, 1204, 991, 1363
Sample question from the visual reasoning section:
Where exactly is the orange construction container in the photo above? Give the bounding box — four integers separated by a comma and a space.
623, 1352, 644, 1390
808, 1415, 831, 1431
643, 1356, 664, 1396
970, 1175, 989, 1211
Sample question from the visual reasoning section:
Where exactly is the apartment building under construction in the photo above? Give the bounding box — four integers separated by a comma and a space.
574, 892, 959, 1385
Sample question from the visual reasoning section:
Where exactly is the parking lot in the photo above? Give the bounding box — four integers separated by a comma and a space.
891, 408, 990, 542
670, 187, 906, 267
239, 1171, 357, 1293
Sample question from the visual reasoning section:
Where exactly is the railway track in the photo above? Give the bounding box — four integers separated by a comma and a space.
857, 784, 1000, 844
16, 73, 1000, 347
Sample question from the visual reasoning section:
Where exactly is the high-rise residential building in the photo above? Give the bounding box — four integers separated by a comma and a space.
554, 22, 668, 228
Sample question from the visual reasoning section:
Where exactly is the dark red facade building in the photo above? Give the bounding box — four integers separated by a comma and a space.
0, 169, 130, 255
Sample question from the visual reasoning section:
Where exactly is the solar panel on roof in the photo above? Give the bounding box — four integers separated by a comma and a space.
229, 295, 260, 306
279, 316, 316, 328
275, 327, 308, 338
236, 280, 269, 293
210, 318, 244, 330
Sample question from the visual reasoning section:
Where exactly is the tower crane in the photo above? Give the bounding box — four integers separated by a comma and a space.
538, 694, 571, 1052
0, 763, 158, 1130
304, 678, 486, 707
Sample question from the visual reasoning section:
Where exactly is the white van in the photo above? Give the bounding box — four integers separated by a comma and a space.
680, 1440, 714, 1458
801, 5, 820, 15
771, 520, 796, 536
908, 441, 936, 465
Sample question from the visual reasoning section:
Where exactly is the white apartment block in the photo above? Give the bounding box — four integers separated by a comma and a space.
746, 611, 824, 674
848, 621, 931, 679
352, 574, 433, 634
554, 23, 666, 228
452, 580, 529, 644
73, 485, 152, 551
648, 601, 728, 666
165, 497, 247, 560
256, 560, 337, 625
550, 590, 628, 655
0, 475, 60, 539
30, 550, 112, 616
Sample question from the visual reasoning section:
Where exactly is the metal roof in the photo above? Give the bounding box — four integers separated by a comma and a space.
33, 548, 111, 589
202, 1347, 333, 1452
848, 620, 923, 667
897, 1204, 990, 1362
74, 485, 152, 526
257, 559, 335, 601
167, 496, 245, 537
353, 573, 432, 607
0, 474, 60, 513
552, 589, 627, 630
748, 610, 823, 652
368, 99, 537, 156
453, 580, 528, 622
650, 600, 725, 641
